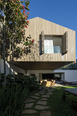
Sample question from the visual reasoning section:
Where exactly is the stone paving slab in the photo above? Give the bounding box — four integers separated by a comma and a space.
22, 115, 37, 116
22, 109, 37, 114
42, 95, 50, 98
31, 96, 40, 99
34, 93, 40, 96
37, 101, 47, 105
24, 98, 36, 103
25, 103, 34, 108
35, 105, 49, 110
22, 87, 55, 116
39, 90, 46, 92
40, 98, 47, 101
40, 111, 51, 116
39, 92, 46, 95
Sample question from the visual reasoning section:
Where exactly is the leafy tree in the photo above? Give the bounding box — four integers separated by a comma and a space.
0, 0, 34, 85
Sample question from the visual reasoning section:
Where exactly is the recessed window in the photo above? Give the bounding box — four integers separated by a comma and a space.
40, 31, 68, 55
44, 36, 62, 54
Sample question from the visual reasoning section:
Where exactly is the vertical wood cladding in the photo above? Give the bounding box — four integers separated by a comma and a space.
40, 31, 44, 55
62, 31, 68, 54
14, 17, 76, 62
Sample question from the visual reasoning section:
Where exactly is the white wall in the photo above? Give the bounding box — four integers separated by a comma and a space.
54, 69, 77, 82
0, 59, 26, 75
0, 59, 11, 75
27, 70, 54, 81
27, 69, 77, 82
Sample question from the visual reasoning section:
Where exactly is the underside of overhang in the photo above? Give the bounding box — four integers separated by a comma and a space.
13, 61, 73, 70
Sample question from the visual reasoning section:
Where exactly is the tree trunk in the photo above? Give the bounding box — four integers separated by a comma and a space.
3, 2, 6, 86
0, 8, 1, 79
0, 59, 1, 79
12, 37, 15, 81
9, 38, 12, 75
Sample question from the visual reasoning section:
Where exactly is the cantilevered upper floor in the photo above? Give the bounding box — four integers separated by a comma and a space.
12, 17, 76, 70
14, 17, 76, 62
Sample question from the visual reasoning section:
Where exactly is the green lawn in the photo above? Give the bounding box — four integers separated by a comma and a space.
47, 86, 77, 116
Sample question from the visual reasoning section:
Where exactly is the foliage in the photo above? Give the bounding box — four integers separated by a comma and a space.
0, 0, 30, 29
0, 0, 34, 59
0, 74, 40, 116
14, 36, 34, 57
0, 74, 39, 90
15, 74, 39, 91
0, 84, 29, 116
47, 87, 77, 116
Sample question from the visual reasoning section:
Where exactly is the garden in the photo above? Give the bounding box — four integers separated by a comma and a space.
0, 74, 39, 116
48, 86, 77, 116
0, 1, 77, 116
0, 73, 77, 116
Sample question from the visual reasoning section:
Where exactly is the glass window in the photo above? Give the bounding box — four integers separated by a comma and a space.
44, 39, 54, 53
44, 36, 62, 54
54, 46, 61, 53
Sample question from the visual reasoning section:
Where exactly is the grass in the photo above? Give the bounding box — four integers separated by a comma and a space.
47, 86, 77, 116
20, 86, 77, 116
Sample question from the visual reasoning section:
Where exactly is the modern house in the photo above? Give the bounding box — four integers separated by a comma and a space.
0, 17, 76, 82
12, 17, 76, 82
61, 59, 77, 69
53, 60, 77, 83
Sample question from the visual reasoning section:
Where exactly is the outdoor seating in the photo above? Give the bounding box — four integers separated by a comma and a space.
40, 79, 55, 87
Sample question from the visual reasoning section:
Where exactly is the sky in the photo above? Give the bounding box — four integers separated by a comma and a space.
28, 0, 77, 59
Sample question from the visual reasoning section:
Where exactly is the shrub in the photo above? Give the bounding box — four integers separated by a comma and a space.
0, 74, 40, 116
0, 84, 29, 116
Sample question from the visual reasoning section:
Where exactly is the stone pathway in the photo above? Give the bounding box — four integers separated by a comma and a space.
37, 101, 47, 105
35, 105, 49, 110
21, 87, 55, 116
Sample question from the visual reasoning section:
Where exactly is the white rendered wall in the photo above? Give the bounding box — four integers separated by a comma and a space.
54, 69, 77, 82
0, 59, 25, 75
27, 70, 54, 81
0, 59, 12, 75
27, 69, 77, 82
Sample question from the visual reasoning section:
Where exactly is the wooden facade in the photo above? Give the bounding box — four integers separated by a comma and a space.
13, 17, 76, 70
14, 17, 76, 62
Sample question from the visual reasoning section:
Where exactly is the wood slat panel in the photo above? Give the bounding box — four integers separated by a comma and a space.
11, 17, 76, 62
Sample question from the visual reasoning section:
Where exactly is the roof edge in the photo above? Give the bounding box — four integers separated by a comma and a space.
28, 17, 76, 32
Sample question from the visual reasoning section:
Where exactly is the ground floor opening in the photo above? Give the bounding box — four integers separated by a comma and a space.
40, 72, 64, 87
41, 73, 64, 81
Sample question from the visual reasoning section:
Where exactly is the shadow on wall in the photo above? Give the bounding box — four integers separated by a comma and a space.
0, 59, 26, 75
0, 59, 13, 75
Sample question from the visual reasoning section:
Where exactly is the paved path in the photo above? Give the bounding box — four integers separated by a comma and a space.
21, 87, 55, 116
